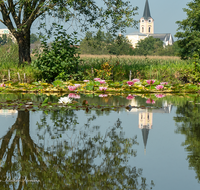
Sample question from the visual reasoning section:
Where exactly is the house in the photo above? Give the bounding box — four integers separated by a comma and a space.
126, 0, 174, 48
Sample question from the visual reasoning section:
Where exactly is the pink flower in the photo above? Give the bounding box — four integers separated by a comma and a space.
155, 94, 166, 98
99, 94, 108, 97
94, 78, 101, 81
198, 83, 200, 85
0, 83, 5, 87
83, 80, 89, 82
132, 79, 140, 83
99, 80, 106, 84
127, 81, 134, 86
126, 94, 135, 100
146, 98, 155, 104
155, 85, 164, 90
68, 86, 77, 91
160, 82, 168, 85
74, 84, 81, 88
146, 80, 155, 85
99, 87, 107, 91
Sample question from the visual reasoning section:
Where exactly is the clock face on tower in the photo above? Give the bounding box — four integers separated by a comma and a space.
148, 19, 151, 23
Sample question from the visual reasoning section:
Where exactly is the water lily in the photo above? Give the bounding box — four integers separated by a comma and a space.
99, 80, 106, 84
58, 97, 72, 104
146, 80, 155, 85
146, 98, 155, 104
74, 84, 81, 88
99, 94, 108, 97
160, 82, 168, 85
126, 94, 135, 100
83, 80, 90, 82
68, 86, 77, 91
94, 78, 101, 81
68, 93, 80, 99
99, 87, 107, 91
132, 79, 140, 83
127, 81, 134, 86
0, 83, 5, 87
155, 85, 164, 90
155, 94, 166, 98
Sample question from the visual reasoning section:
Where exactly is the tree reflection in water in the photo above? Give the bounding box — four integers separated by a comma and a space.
174, 100, 200, 183
0, 110, 154, 190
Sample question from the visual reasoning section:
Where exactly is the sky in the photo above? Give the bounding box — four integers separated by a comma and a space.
0, 0, 191, 41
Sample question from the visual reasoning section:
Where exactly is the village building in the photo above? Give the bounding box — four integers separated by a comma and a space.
126, 0, 174, 48
0, 29, 16, 43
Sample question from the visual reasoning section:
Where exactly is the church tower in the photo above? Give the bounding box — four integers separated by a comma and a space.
140, 0, 154, 34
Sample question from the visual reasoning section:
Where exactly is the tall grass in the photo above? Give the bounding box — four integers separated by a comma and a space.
79, 57, 193, 83
0, 43, 36, 83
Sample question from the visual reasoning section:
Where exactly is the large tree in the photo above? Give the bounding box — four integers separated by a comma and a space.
0, 0, 138, 65
175, 0, 200, 59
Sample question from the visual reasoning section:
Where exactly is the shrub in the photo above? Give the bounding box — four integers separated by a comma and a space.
32, 24, 81, 82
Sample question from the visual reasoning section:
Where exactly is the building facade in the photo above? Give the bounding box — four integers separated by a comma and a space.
0, 29, 16, 43
126, 0, 174, 48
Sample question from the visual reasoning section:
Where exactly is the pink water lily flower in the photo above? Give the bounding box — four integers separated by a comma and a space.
132, 79, 140, 83
99, 80, 106, 84
99, 94, 108, 97
160, 82, 168, 85
146, 98, 155, 104
127, 81, 134, 86
99, 87, 107, 91
74, 84, 81, 88
155, 85, 164, 90
146, 80, 155, 85
68, 93, 81, 99
94, 78, 101, 81
155, 94, 166, 98
83, 80, 89, 82
68, 86, 77, 91
126, 94, 135, 100
0, 83, 5, 87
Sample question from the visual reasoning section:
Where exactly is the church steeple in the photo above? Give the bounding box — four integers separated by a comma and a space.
140, 0, 154, 34
143, 0, 151, 20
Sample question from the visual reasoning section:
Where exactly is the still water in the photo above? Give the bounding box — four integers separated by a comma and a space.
0, 93, 200, 189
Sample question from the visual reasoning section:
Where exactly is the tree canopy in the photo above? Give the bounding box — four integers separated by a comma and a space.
0, 0, 138, 64
175, 0, 200, 59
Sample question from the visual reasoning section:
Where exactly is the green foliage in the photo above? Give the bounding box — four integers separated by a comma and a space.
0, 34, 12, 45
32, 24, 82, 82
30, 33, 40, 44
79, 30, 134, 55
175, 0, 200, 59
134, 36, 163, 56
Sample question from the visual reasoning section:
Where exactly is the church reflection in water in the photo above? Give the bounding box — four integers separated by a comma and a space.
127, 99, 173, 153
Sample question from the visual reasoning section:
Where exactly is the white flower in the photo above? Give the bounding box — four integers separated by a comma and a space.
58, 97, 72, 104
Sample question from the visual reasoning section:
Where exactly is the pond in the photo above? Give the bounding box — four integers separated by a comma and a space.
0, 93, 200, 190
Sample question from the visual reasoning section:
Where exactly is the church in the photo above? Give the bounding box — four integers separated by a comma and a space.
126, 0, 174, 48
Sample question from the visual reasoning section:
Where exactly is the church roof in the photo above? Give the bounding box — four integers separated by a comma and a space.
149, 33, 174, 44
142, 127, 150, 152
143, 0, 151, 20
126, 32, 147, 36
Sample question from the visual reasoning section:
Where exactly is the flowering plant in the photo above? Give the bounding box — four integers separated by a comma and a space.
155, 85, 164, 90
68, 86, 77, 91
99, 94, 108, 97
83, 80, 90, 82
99, 80, 106, 84
155, 94, 166, 98
146, 98, 155, 104
94, 78, 101, 81
68, 93, 81, 99
99, 87, 107, 92
160, 82, 168, 85
74, 84, 81, 88
132, 79, 140, 83
146, 80, 155, 85
126, 94, 135, 100
127, 81, 134, 86
0, 83, 5, 87
58, 97, 72, 104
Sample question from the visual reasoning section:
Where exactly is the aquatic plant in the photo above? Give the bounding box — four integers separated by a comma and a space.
68, 86, 77, 91
58, 97, 72, 104
155, 85, 164, 90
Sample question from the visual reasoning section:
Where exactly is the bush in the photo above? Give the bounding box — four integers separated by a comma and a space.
32, 24, 82, 82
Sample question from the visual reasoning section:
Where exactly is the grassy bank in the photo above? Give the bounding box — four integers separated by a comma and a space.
0, 45, 197, 84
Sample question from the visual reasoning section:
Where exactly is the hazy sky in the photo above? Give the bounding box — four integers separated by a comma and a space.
0, 0, 191, 41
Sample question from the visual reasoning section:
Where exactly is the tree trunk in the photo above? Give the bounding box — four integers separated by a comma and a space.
16, 28, 31, 65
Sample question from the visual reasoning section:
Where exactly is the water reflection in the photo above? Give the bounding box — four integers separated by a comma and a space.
174, 100, 200, 183
0, 110, 154, 189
